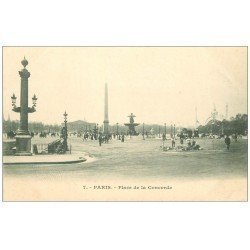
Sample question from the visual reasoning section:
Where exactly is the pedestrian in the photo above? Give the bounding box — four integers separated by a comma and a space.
234, 133, 238, 142
99, 135, 102, 146
162, 133, 166, 141
171, 138, 175, 148
225, 135, 231, 150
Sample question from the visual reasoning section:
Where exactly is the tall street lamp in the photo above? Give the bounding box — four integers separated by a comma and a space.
63, 111, 68, 152
116, 122, 119, 136
11, 57, 38, 155
143, 123, 145, 140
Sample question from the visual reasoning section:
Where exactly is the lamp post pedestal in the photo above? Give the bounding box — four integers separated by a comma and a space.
15, 135, 32, 156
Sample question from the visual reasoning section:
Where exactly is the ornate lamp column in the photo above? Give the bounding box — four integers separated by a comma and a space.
116, 122, 119, 136
11, 57, 37, 155
63, 111, 68, 152
142, 123, 145, 140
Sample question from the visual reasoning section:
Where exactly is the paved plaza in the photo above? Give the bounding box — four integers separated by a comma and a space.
3, 136, 247, 201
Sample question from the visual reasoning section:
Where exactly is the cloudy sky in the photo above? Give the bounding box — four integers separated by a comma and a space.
3, 47, 247, 127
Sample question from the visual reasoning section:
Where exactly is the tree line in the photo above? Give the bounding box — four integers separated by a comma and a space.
3, 120, 61, 133
197, 113, 247, 136
3, 113, 247, 136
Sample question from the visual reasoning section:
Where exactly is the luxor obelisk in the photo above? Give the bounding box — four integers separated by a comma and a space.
103, 83, 109, 135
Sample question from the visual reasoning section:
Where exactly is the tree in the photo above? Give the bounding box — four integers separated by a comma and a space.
198, 113, 247, 136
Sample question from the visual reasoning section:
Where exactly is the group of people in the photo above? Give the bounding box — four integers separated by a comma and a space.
77, 131, 125, 146
162, 133, 202, 151
174, 138, 201, 151
98, 133, 125, 146
165, 134, 234, 151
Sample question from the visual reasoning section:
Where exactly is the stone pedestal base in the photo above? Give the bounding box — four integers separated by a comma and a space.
103, 120, 109, 135
15, 134, 32, 156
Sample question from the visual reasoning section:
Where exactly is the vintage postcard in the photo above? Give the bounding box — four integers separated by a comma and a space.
2, 46, 248, 201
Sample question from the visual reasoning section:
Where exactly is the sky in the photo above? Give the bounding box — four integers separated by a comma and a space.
3, 47, 247, 127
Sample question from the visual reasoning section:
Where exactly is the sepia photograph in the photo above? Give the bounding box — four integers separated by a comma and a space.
1, 1, 250, 250
2, 46, 248, 201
